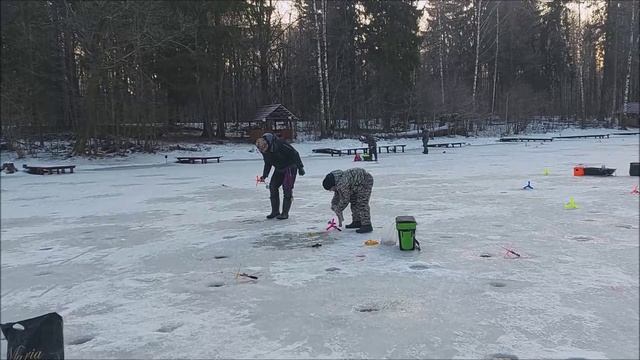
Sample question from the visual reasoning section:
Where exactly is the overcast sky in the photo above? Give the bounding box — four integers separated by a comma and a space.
273, 0, 593, 30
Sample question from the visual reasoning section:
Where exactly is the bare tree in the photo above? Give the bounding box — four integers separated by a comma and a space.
312, 0, 326, 136
622, 0, 637, 117
438, 0, 445, 108
321, 0, 330, 133
491, 0, 499, 115
578, 0, 586, 126
472, 0, 482, 111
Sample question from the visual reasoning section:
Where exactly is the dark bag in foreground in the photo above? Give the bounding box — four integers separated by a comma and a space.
0, 312, 64, 360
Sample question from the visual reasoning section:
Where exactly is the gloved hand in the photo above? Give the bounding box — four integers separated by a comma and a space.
335, 212, 344, 227
298, 167, 305, 176
260, 176, 266, 182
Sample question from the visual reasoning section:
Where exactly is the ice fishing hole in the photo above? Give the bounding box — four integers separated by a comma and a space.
479, 253, 492, 258
357, 307, 379, 313
486, 353, 518, 360
68, 335, 93, 345
489, 282, 506, 288
409, 264, 429, 270
214, 255, 228, 259
572, 235, 593, 242
39, 247, 53, 251
207, 282, 225, 288
156, 324, 182, 333
325, 267, 341, 272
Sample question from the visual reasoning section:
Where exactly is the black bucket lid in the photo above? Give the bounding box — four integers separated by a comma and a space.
396, 216, 416, 223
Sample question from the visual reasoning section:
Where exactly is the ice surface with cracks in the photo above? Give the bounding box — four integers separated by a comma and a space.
1, 129, 638, 359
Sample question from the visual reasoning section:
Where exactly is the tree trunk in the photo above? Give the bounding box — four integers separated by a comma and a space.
472, 0, 482, 111
491, 1, 499, 115
321, 0, 331, 134
599, 0, 616, 123
313, 0, 326, 137
438, 0, 445, 108
622, 0, 636, 119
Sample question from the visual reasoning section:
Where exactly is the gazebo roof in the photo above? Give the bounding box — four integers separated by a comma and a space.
252, 104, 299, 122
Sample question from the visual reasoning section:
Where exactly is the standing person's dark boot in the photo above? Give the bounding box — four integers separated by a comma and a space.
277, 196, 292, 220
345, 221, 362, 229
356, 224, 373, 233
266, 196, 280, 219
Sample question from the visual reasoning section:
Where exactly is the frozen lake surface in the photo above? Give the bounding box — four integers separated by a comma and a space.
1, 131, 639, 358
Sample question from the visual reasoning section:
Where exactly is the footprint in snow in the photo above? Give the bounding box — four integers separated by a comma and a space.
68, 335, 94, 345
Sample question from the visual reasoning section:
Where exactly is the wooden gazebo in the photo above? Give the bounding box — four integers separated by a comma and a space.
248, 104, 299, 141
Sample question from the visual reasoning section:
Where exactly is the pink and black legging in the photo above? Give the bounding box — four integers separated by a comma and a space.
270, 166, 297, 199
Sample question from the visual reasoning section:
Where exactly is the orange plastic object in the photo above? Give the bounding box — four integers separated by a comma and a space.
573, 166, 585, 176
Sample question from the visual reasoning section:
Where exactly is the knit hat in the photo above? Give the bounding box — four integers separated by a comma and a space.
322, 172, 336, 190
255, 138, 268, 153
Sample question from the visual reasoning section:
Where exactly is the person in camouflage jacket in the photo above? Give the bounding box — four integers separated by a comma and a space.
322, 168, 374, 233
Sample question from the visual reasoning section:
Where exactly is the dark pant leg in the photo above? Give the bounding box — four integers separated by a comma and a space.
282, 166, 297, 198
370, 146, 378, 161
270, 170, 285, 199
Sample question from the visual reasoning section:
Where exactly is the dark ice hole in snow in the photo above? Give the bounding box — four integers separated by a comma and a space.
68, 336, 93, 345
156, 324, 182, 333
572, 235, 593, 242
35, 271, 52, 276
214, 255, 228, 259
479, 253, 492, 258
207, 282, 225, 288
325, 267, 340, 272
409, 264, 429, 270
486, 354, 518, 360
489, 282, 506, 288
357, 307, 379, 313
39, 247, 53, 251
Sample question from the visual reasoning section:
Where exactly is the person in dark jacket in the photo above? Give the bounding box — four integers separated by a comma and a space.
256, 133, 305, 220
322, 168, 374, 233
359, 135, 378, 161
421, 129, 429, 154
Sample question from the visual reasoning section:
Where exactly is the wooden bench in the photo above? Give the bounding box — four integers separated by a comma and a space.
340, 147, 370, 155
377, 144, 407, 153
553, 134, 609, 139
427, 142, 467, 148
23, 164, 76, 175
612, 132, 640, 136
499, 137, 553, 142
312, 148, 343, 156
176, 156, 221, 164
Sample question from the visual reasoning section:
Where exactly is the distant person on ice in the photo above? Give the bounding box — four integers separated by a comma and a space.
421, 128, 429, 154
256, 133, 305, 220
322, 168, 374, 233
359, 135, 378, 161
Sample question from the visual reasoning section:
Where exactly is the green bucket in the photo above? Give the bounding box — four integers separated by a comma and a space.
396, 216, 418, 251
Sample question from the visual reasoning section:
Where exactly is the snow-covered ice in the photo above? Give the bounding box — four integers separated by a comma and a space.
1, 131, 639, 359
